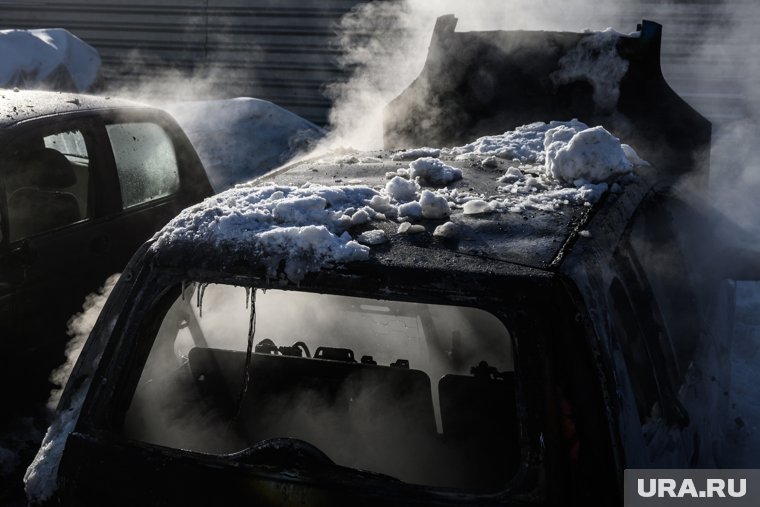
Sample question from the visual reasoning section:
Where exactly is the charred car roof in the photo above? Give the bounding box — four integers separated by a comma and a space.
149, 148, 648, 282
0, 89, 144, 128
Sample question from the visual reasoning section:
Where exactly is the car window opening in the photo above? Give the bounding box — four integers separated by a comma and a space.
5, 129, 91, 241
106, 122, 180, 208
123, 283, 519, 490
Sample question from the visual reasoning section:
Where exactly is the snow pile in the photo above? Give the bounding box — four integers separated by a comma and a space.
445, 119, 642, 184
444, 119, 588, 162
409, 157, 463, 186
153, 119, 646, 279
0, 29, 100, 92
154, 185, 380, 282
165, 98, 324, 191
551, 29, 630, 112
495, 172, 610, 213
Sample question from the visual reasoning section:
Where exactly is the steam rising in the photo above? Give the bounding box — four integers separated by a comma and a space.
324, 0, 635, 151
47, 273, 120, 410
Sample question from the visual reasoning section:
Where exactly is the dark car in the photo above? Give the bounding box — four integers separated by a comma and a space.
31, 18, 728, 507
39, 142, 730, 506
0, 89, 213, 405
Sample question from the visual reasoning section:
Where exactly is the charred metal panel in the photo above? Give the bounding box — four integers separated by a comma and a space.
384, 17, 711, 185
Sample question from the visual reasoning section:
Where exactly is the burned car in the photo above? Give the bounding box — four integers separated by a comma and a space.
31, 18, 722, 507
0, 90, 213, 405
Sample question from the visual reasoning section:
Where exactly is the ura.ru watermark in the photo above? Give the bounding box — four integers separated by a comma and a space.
625, 470, 757, 506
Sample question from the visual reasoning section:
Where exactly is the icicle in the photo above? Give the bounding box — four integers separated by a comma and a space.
198, 283, 208, 318
234, 288, 257, 422
245, 287, 251, 309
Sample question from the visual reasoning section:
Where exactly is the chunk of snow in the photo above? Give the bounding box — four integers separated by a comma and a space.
166, 98, 324, 191
356, 229, 388, 245
350, 209, 371, 225
551, 29, 629, 112
481, 156, 499, 168
368, 194, 394, 214
0, 29, 100, 92
463, 199, 493, 215
409, 157, 463, 186
397, 222, 424, 234
433, 222, 459, 239
498, 166, 524, 183
391, 147, 441, 160
398, 201, 423, 220
419, 190, 451, 219
385, 176, 419, 202
544, 126, 632, 184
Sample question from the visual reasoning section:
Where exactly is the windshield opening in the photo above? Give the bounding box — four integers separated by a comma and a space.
123, 283, 518, 490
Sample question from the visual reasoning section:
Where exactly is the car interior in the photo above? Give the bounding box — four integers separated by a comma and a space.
123, 284, 520, 491
4, 130, 90, 241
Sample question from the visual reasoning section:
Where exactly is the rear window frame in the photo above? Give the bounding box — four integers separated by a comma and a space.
82, 266, 540, 501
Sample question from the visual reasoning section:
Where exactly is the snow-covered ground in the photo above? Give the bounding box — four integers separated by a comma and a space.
0, 29, 100, 92
165, 98, 325, 192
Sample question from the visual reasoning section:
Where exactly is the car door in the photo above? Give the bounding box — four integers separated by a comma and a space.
94, 109, 212, 274
0, 108, 211, 403
0, 115, 121, 399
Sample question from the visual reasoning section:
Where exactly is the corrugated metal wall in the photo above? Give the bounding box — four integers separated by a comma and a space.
618, 0, 758, 124
0, 0, 755, 126
0, 0, 366, 124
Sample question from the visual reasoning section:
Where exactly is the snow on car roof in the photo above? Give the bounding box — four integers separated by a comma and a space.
153, 120, 645, 282
0, 89, 143, 127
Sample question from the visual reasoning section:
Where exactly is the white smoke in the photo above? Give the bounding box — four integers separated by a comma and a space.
47, 273, 120, 411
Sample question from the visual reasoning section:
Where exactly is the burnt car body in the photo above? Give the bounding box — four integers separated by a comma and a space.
47, 157, 725, 506
40, 17, 724, 507
0, 90, 213, 406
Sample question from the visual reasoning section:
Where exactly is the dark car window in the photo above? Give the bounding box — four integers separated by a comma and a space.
5, 128, 92, 242
106, 122, 180, 208
122, 283, 518, 491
